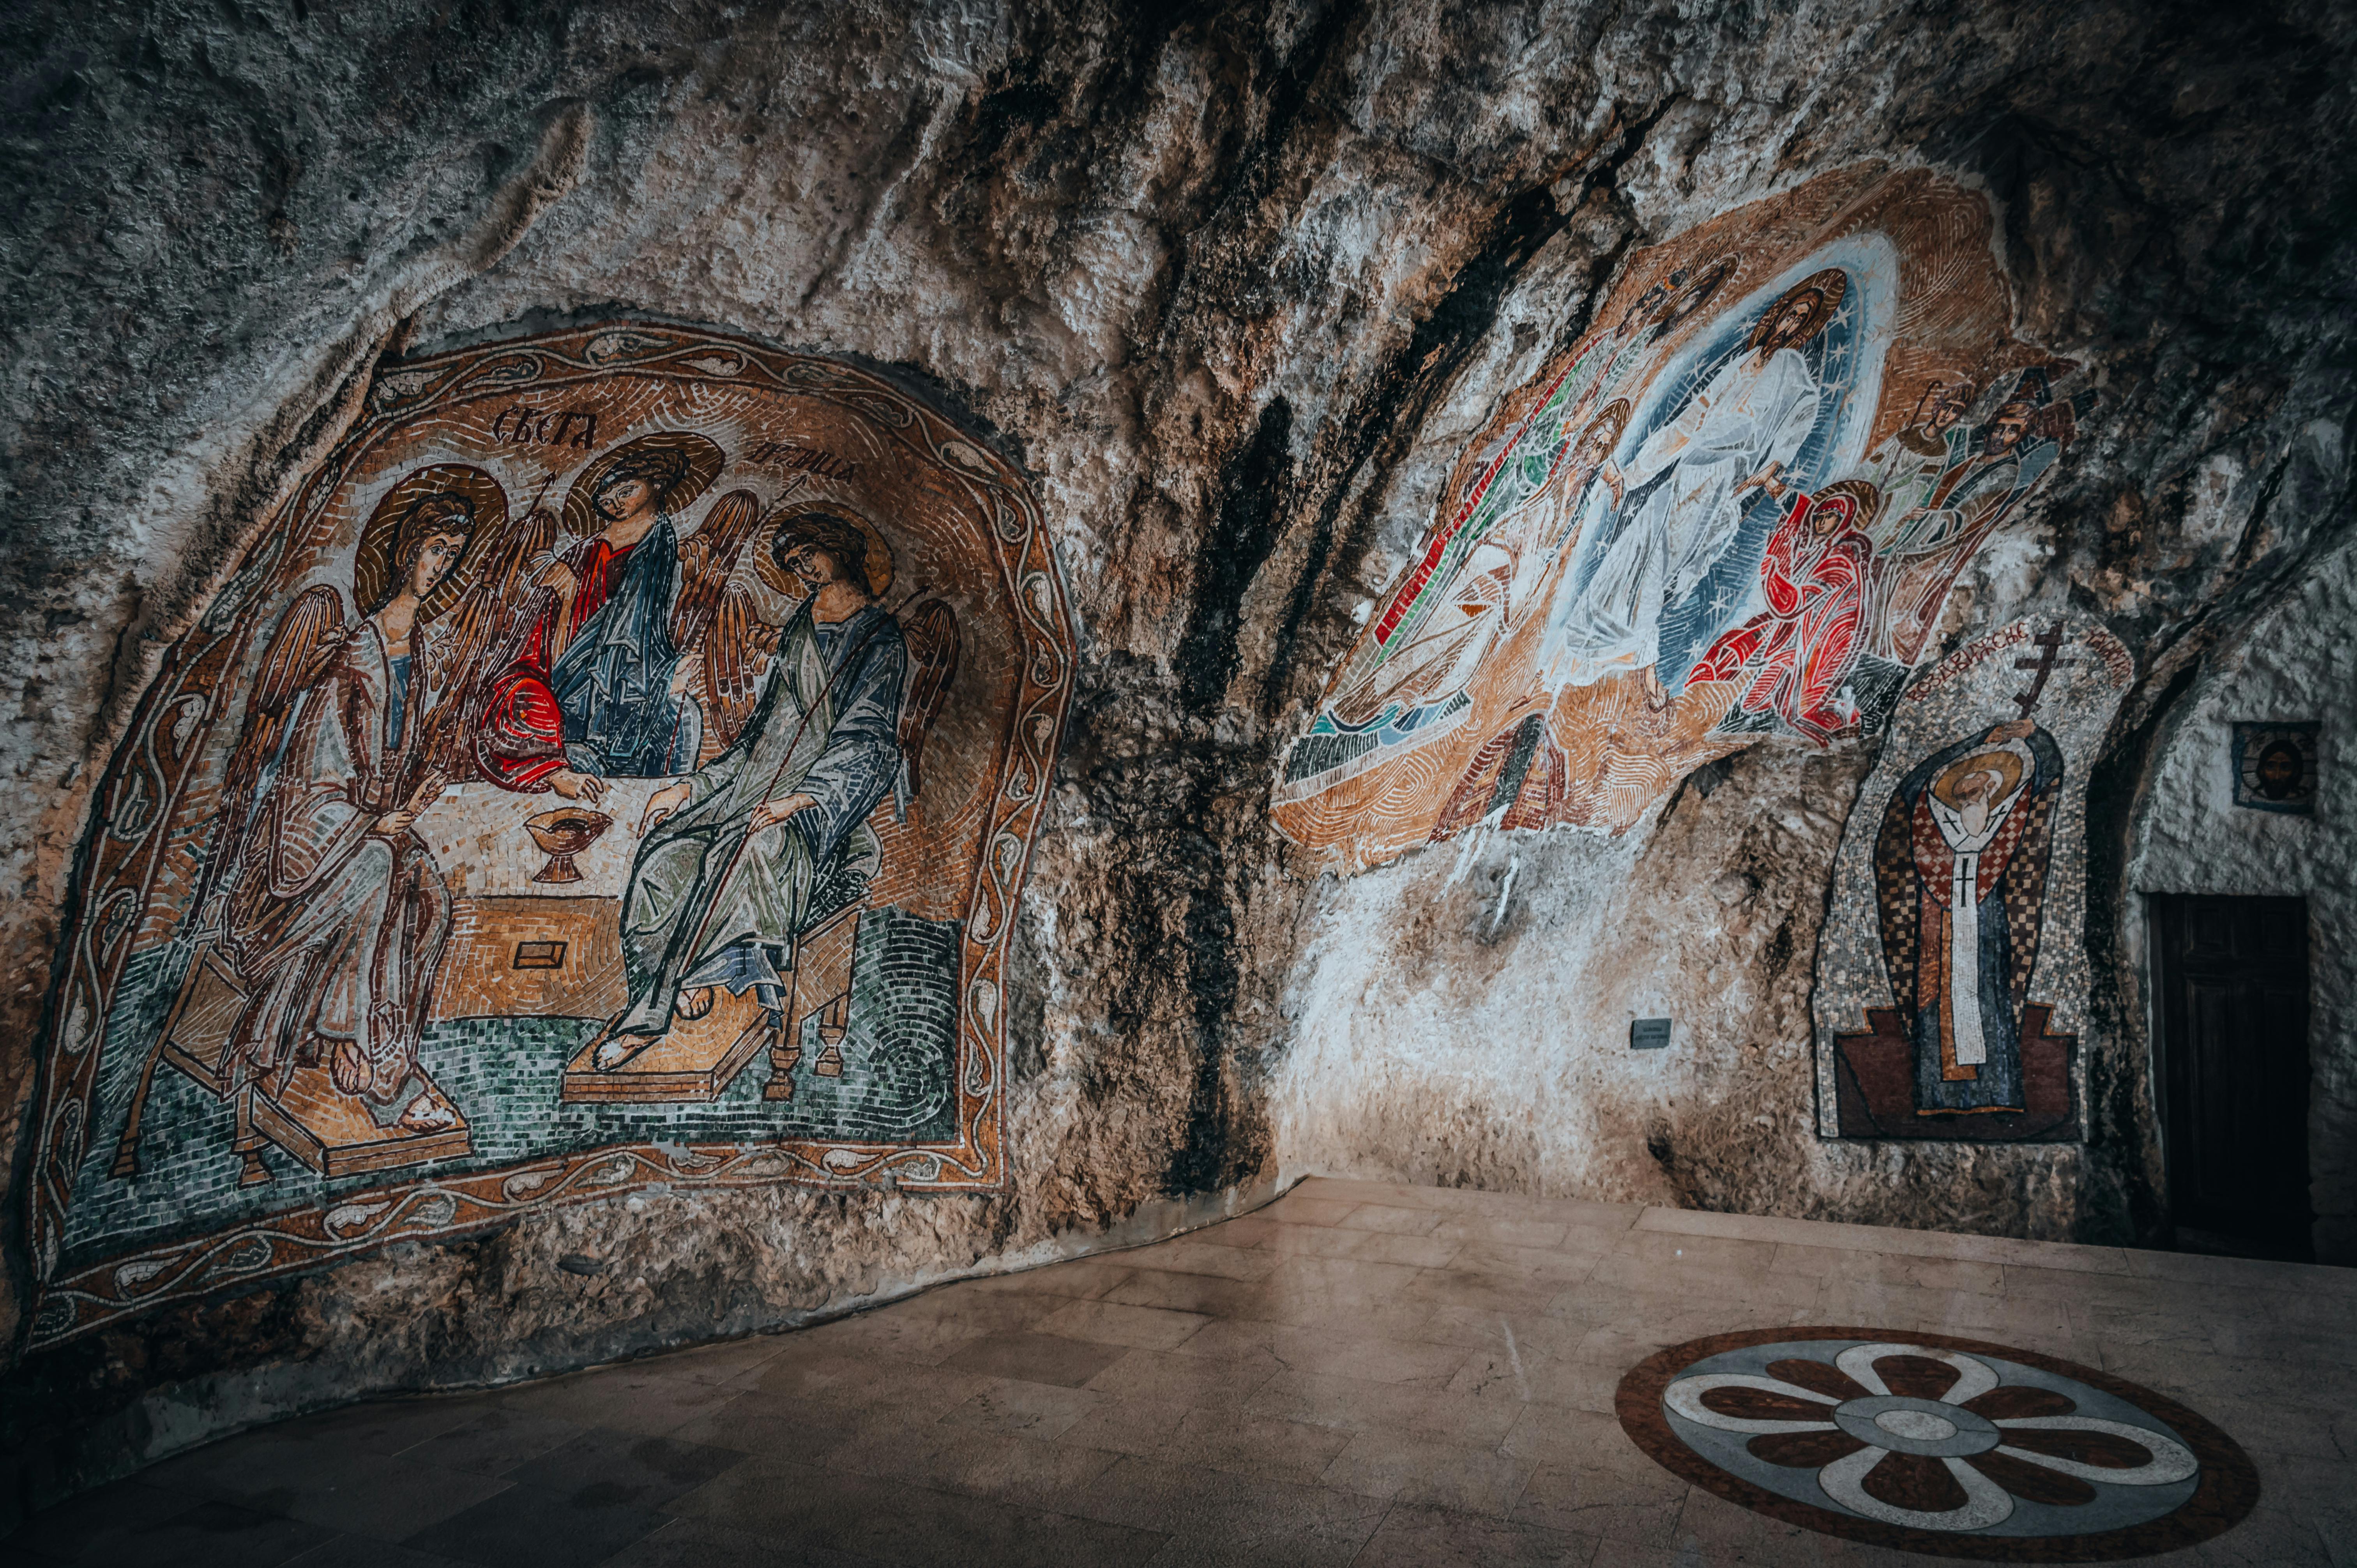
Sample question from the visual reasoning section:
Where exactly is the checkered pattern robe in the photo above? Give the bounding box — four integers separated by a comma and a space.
1871, 725, 2062, 1114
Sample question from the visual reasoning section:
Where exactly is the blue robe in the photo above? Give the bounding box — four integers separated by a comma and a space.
551, 518, 694, 777
613, 601, 906, 1036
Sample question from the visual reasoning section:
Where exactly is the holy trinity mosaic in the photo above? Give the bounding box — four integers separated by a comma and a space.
23, 323, 1074, 1346
1273, 165, 2098, 871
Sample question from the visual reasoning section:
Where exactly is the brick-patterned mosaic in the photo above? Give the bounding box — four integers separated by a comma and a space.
1811, 617, 2132, 1141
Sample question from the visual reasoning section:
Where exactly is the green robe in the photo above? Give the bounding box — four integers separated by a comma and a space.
613, 602, 906, 1038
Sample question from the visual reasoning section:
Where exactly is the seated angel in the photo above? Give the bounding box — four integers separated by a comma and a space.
593, 510, 958, 1072
206, 471, 494, 1134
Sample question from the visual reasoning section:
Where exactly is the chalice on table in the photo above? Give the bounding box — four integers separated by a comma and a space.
525, 806, 613, 885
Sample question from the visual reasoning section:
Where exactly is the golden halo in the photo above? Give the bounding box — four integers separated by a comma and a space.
560, 431, 726, 538
757, 502, 897, 601
352, 463, 508, 623
1812, 478, 1884, 533
1747, 267, 1849, 351
1932, 748, 2023, 808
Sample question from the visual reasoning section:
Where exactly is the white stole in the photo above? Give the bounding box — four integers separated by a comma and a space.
1926, 790, 2021, 1068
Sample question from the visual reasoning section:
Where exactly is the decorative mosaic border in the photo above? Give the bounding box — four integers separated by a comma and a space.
1616, 1326, 2258, 1560
23, 323, 1074, 1348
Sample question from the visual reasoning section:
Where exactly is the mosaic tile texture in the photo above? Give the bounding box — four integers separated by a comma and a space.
24, 323, 1074, 1345
1811, 616, 2133, 1141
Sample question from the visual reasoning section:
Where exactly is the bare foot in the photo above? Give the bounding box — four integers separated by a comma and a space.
331, 1041, 368, 1095
397, 1094, 457, 1134
674, 986, 716, 1021
594, 1034, 651, 1071
1643, 666, 1669, 711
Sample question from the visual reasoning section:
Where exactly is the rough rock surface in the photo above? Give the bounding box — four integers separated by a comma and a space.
1274, 742, 1876, 1215
4, 0, 2355, 1516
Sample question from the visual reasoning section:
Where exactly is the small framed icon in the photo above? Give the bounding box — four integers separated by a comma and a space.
2232, 722, 2318, 814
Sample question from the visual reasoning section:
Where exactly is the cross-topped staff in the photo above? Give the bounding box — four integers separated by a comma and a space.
2011, 624, 2068, 719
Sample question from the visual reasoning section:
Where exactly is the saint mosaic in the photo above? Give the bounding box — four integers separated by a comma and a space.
1812, 617, 2133, 1142
23, 323, 1073, 1345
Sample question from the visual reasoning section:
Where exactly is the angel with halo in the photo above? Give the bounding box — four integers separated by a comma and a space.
591, 508, 959, 1075
197, 466, 498, 1137
465, 431, 776, 793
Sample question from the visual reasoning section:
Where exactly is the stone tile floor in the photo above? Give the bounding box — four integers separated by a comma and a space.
5, 1176, 2352, 1566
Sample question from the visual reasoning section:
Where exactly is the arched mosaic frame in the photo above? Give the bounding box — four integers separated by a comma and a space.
23, 322, 1074, 1348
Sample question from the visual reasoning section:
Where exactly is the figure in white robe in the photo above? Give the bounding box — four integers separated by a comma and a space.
1546, 270, 1846, 705
1328, 402, 1634, 731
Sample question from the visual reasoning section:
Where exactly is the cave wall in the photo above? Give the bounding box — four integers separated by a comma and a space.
1251, 6, 2357, 1251
4, 0, 2356, 1522
24, 323, 1089, 1350
1272, 739, 1880, 1213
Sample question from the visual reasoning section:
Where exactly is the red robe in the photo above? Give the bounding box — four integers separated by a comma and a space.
1689, 496, 1869, 744
474, 537, 636, 791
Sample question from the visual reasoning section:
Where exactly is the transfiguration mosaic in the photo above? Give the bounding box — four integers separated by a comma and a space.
1274, 165, 2097, 870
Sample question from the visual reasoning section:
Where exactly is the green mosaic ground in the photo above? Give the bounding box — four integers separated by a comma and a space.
60, 908, 963, 1270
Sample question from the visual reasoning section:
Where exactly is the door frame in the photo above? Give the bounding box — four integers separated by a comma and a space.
2147, 892, 2315, 1259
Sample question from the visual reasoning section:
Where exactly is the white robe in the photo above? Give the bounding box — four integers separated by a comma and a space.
1547, 346, 1822, 682
1924, 785, 2025, 1068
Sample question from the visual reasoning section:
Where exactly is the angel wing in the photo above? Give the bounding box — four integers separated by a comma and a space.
894, 597, 960, 812
425, 504, 560, 780
672, 489, 766, 653
695, 582, 780, 761
205, 584, 346, 923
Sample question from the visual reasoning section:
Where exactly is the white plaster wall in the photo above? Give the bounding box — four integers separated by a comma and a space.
2129, 533, 2357, 1263
1269, 742, 2102, 1241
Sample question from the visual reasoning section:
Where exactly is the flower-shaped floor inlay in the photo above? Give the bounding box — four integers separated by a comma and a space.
1617, 1327, 2257, 1560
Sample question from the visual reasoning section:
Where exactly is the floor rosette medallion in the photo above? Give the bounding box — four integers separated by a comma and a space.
1617, 1327, 2257, 1559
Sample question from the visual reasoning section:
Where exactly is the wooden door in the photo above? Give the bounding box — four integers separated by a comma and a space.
2150, 895, 2313, 1259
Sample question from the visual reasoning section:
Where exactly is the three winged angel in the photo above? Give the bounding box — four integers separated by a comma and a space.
192, 449, 958, 1138
194, 465, 498, 1136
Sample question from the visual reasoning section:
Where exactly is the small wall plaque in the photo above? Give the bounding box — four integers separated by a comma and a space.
1630, 1017, 1672, 1051
2232, 722, 2318, 815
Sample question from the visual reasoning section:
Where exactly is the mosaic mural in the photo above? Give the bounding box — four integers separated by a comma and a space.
1814, 617, 2131, 1142
1272, 166, 2097, 870
23, 323, 1074, 1346
1618, 1327, 2258, 1559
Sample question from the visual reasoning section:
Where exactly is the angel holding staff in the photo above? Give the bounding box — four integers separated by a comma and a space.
200, 467, 499, 1136
592, 509, 958, 1074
